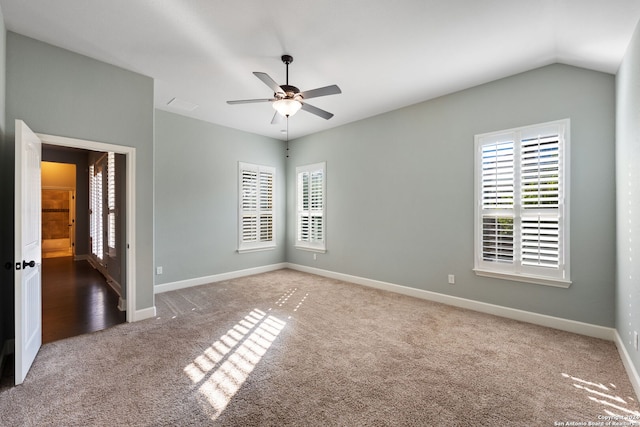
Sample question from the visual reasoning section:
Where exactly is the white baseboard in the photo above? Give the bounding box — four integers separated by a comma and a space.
614, 330, 640, 402
154, 263, 288, 294
286, 263, 615, 341
74, 254, 89, 262
131, 306, 156, 322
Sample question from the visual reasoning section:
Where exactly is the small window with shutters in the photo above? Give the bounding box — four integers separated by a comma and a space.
238, 162, 275, 252
474, 119, 570, 287
295, 162, 326, 252
107, 152, 116, 256
89, 164, 104, 260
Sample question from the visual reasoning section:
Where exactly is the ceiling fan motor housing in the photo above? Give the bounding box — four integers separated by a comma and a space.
278, 84, 301, 99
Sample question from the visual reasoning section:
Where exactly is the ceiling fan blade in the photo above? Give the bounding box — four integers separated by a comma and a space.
301, 102, 334, 120
300, 85, 341, 100
271, 111, 284, 125
226, 98, 274, 105
253, 72, 284, 94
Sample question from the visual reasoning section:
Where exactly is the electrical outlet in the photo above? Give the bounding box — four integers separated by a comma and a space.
313, 253, 317, 261
635, 331, 638, 351
448, 274, 455, 284
156, 266, 163, 275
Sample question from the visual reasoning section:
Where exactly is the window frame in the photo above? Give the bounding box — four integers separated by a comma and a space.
295, 162, 327, 253
473, 119, 571, 288
237, 162, 276, 253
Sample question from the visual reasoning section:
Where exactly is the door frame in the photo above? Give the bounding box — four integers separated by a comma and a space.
37, 133, 137, 322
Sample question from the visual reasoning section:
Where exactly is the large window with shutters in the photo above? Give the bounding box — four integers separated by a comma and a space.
238, 162, 275, 252
295, 162, 326, 252
474, 119, 570, 287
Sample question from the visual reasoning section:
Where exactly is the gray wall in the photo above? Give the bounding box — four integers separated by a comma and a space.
6, 32, 155, 311
287, 63, 616, 327
0, 5, 9, 355
154, 110, 286, 286
616, 21, 640, 377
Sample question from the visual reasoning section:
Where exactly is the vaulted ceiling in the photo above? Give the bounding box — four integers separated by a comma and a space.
2, 0, 639, 140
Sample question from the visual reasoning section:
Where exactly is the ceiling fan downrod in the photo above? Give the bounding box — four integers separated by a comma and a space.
282, 55, 293, 86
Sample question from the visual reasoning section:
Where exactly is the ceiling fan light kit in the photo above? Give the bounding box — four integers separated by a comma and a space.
228, 54, 341, 122
273, 98, 302, 117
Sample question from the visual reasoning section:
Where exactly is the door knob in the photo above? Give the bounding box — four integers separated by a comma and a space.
22, 260, 36, 269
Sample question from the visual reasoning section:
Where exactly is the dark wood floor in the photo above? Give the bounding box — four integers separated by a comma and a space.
42, 256, 126, 343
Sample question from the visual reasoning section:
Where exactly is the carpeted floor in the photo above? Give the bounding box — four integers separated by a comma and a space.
1, 269, 638, 426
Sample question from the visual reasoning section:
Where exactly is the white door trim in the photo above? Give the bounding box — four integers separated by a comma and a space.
37, 133, 137, 322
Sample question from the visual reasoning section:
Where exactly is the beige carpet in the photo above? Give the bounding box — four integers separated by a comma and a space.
1, 269, 638, 426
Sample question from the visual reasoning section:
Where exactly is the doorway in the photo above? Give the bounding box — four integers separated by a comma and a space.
37, 132, 138, 322
41, 148, 126, 342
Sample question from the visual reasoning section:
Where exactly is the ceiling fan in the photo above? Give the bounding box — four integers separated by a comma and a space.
227, 55, 341, 124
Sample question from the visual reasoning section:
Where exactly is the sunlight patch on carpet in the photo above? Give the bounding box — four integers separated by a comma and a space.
562, 372, 640, 425
184, 309, 286, 420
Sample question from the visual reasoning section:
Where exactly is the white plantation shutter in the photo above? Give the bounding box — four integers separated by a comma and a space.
481, 141, 514, 263
475, 120, 569, 286
520, 134, 562, 270
259, 171, 273, 241
296, 162, 326, 252
89, 165, 104, 260
238, 163, 275, 252
521, 136, 560, 208
107, 152, 116, 251
521, 216, 559, 267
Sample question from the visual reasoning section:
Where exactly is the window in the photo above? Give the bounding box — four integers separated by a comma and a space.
296, 162, 326, 252
474, 119, 570, 287
238, 162, 275, 252
89, 164, 103, 260
107, 152, 116, 254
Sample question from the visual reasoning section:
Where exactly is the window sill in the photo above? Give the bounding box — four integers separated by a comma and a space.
294, 245, 326, 254
473, 269, 571, 288
237, 245, 276, 254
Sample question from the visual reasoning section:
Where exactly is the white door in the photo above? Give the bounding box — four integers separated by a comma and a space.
14, 120, 42, 385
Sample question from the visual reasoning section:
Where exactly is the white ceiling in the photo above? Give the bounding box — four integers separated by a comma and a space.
1, 0, 639, 140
